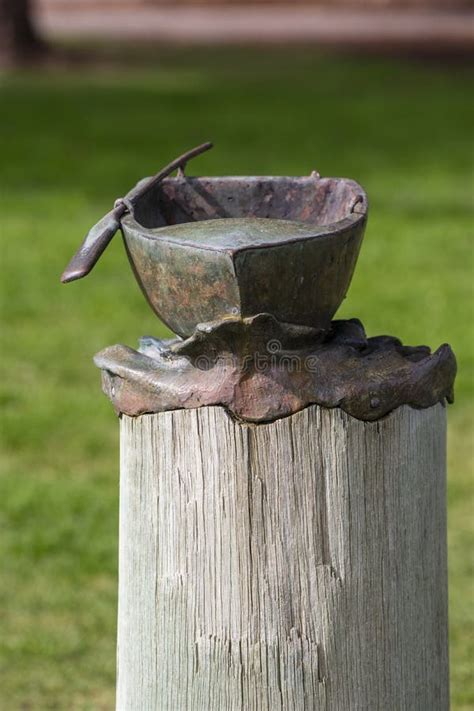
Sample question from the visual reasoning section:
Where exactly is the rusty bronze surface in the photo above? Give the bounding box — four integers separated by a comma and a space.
94, 316, 456, 423
60, 142, 213, 283
121, 175, 367, 337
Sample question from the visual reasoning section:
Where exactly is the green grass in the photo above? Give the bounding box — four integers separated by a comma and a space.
1, 46, 473, 709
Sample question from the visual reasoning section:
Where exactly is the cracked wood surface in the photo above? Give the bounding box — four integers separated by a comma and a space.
117, 404, 449, 710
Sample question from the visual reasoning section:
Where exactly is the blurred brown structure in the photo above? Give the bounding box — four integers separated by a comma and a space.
0, 0, 47, 64
36, 0, 474, 53
1, 0, 472, 65
36, 0, 474, 7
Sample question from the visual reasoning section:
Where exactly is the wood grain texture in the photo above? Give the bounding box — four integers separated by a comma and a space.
117, 404, 448, 710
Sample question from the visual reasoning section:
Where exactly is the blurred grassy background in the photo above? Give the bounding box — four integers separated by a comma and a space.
0, 46, 473, 709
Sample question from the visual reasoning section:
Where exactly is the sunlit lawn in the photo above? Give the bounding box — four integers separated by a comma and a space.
0, 45, 472, 709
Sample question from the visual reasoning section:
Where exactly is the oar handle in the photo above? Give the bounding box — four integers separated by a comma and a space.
61, 142, 213, 284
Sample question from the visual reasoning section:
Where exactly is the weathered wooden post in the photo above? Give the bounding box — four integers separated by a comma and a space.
63, 145, 456, 710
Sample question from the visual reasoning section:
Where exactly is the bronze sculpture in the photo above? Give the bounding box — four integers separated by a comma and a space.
62, 143, 455, 422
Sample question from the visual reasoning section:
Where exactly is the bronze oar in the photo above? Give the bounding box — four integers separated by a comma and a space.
61, 141, 213, 283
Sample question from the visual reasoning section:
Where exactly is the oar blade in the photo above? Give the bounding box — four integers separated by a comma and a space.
60, 208, 122, 283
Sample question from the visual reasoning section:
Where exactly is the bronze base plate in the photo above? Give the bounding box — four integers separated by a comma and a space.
94, 315, 455, 423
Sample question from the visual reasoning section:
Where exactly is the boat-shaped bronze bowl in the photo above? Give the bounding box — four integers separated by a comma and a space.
121, 175, 368, 338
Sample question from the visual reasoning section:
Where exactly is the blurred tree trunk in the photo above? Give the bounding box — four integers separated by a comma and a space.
0, 0, 48, 65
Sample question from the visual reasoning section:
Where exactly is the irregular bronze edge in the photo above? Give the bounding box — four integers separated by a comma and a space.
95, 337, 456, 425
99, 367, 454, 425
